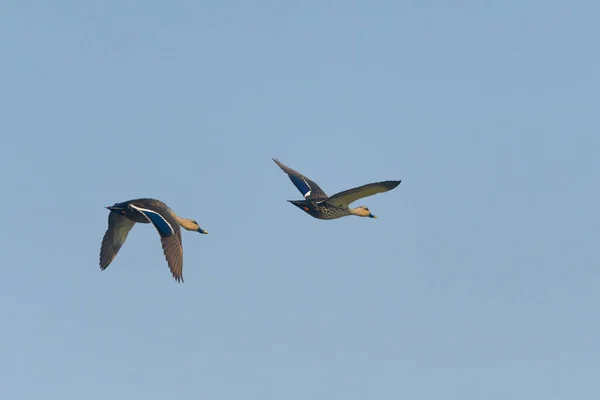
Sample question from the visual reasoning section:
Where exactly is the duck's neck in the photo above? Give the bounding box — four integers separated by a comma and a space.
175, 215, 196, 231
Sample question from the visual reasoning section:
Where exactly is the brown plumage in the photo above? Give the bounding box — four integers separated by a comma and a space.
273, 158, 401, 220
99, 198, 207, 283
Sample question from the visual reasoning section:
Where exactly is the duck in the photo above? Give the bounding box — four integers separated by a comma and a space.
99, 198, 208, 283
273, 158, 401, 220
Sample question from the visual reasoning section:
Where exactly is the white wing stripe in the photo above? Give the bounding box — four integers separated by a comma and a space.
129, 204, 175, 236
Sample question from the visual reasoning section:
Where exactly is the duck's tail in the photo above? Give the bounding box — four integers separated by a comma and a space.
288, 200, 315, 211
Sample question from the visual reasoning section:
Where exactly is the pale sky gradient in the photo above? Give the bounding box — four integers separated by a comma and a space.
1, 1, 599, 399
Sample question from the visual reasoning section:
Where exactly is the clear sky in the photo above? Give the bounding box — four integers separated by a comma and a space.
1, 1, 598, 399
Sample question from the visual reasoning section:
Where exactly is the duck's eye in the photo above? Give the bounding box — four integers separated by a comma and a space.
192, 220, 198, 224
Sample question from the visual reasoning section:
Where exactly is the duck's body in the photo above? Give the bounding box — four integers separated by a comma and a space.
273, 158, 401, 220
99, 198, 207, 283
287, 199, 354, 220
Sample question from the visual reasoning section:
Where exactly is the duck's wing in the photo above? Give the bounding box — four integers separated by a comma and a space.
326, 180, 401, 207
100, 212, 136, 270
272, 158, 328, 200
159, 230, 184, 283
129, 204, 185, 283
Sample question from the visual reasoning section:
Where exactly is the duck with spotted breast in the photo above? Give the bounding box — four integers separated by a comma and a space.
99, 198, 208, 283
273, 158, 401, 220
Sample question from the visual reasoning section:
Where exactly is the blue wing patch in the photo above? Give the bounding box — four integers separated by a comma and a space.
289, 175, 311, 197
132, 206, 175, 237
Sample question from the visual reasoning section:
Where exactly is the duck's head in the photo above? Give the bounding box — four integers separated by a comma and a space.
174, 215, 208, 234
352, 206, 377, 218
188, 219, 208, 234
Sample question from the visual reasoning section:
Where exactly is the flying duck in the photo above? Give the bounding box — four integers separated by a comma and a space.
99, 198, 207, 283
273, 158, 401, 220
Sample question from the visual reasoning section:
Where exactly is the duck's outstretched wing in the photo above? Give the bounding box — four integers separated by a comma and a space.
272, 158, 328, 200
129, 204, 185, 283
326, 180, 401, 207
160, 231, 184, 283
100, 212, 136, 270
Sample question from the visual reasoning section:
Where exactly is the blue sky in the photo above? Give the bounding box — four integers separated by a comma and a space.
1, 1, 599, 399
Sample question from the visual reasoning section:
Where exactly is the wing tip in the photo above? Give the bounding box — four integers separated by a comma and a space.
99, 251, 114, 270
387, 180, 401, 189
272, 157, 285, 170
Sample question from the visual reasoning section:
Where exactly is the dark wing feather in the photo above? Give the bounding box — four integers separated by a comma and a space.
272, 158, 328, 200
160, 232, 184, 283
326, 180, 401, 207
129, 203, 185, 283
100, 212, 136, 270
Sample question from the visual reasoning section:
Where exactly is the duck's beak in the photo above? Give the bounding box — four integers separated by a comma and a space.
106, 206, 122, 211
198, 228, 208, 234
369, 213, 377, 218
